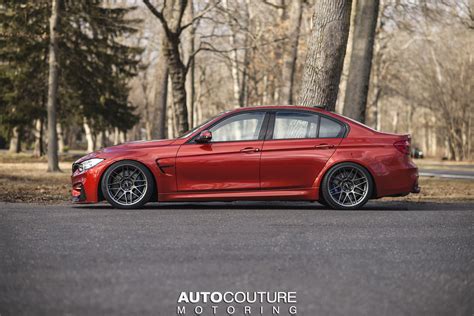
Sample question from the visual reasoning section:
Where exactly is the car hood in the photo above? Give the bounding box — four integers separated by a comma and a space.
103, 139, 176, 151
74, 139, 176, 164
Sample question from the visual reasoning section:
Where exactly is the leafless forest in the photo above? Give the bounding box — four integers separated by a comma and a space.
2, 0, 473, 164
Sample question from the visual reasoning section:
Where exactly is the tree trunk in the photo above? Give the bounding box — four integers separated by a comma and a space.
46, 0, 60, 172
151, 32, 170, 140
371, 85, 382, 131
163, 38, 189, 135
168, 87, 177, 138
120, 131, 126, 144
96, 131, 105, 149
143, 82, 153, 140
57, 123, 65, 154
113, 127, 120, 145
9, 126, 21, 154
343, 0, 379, 122
83, 117, 95, 153
145, 120, 153, 141
298, 0, 352, 110
33, 119, 44, 157
239, 0, 251, 108
186, 0, 196, 127
230, 31, 241, 106
280, 0, 303, 105
223, 0, 249, 108
223, 0, 241, 106
156, 65, 169, 139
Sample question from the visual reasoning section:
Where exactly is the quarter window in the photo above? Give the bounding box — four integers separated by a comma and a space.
209, 112, 266, 142
273, 111, 319, 139
319, 117, 343, 138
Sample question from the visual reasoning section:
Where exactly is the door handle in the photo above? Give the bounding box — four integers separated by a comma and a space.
240, 147, 260, 153
314, 143, 335, 149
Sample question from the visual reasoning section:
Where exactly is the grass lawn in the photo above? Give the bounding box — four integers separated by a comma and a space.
0, 154, 472, 204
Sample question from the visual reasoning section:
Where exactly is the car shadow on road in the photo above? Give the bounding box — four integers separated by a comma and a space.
73, 200, 473, 211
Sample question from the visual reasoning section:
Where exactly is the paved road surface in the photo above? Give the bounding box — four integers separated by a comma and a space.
419, 168, 474, 180
1, 201, 473, 316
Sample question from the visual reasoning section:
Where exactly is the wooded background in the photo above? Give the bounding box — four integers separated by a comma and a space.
1, 0, 472, 172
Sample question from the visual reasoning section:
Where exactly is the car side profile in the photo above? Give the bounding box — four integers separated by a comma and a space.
71, 106, 419, 210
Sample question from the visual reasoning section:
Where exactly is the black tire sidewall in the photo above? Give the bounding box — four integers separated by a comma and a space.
321, 162, 373, 210
101, 160, 155, 209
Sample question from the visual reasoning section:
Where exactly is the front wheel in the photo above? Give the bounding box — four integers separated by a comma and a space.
101, 160, 155, 209
321, 163, 373, 210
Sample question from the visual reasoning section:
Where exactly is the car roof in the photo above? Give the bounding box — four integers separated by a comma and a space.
227, 105, 329, 114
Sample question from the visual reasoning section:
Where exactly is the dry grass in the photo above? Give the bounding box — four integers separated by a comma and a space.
0, 152, 83, 164
383, 177, 473, 202
0, 158, 472, 204
0, 162, 71, 204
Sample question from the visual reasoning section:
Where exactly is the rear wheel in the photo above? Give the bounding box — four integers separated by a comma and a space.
321, 162, 373, 210
101, 160, 155, 209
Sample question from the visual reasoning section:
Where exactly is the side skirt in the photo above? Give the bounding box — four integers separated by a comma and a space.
159, 188, 319, 202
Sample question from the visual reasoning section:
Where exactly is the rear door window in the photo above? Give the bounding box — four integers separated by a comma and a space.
272, 111, 319, 139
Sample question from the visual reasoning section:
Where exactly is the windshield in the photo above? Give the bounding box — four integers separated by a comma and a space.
178, 114, 221, 139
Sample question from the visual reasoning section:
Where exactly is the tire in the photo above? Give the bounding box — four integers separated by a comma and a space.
101, 160, 155, 209
321, 162, 373, 210
318, 198, 329, 207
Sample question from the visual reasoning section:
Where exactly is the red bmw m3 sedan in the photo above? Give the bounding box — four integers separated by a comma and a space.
71, 106, 419, 210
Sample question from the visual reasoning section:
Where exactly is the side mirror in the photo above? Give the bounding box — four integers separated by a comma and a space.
195, 130, 212, 143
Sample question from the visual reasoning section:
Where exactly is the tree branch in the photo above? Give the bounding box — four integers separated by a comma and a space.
180, 0, 222, 33
260, 0, 286, 10
142, 0, 171, 36
176, 0, 188, 32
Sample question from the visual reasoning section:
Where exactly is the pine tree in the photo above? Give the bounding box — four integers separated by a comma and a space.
0, 1, 49, 143
0, 0, 142, 153
60, 1, 142, 136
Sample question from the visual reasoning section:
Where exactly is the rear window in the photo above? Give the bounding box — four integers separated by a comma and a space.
319, 117, 343, 138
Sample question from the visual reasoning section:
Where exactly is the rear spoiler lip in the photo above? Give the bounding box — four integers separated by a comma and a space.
374, 131, 411, 140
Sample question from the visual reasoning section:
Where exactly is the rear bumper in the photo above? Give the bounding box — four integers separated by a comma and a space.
375, 160, 419, 197
412, 179, 421, 193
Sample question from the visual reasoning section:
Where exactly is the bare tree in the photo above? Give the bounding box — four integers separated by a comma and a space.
343, 0, 379, 122
185, 0, 196, 127
222, 0, 250, 107
83, 117, 95, 153
155, 34, 169, 138
371, 0, 473, 160
142, 0, 191, 135
33, 119, 44, 157
280, 0, 303, 105
46, 0, 60, 172
8, 126, 21, 154
298, 0, 352, 110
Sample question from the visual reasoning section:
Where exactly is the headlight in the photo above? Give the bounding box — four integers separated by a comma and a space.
78, 158, 104, 172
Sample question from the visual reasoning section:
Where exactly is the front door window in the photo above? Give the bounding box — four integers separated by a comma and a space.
209, 112, 266, 142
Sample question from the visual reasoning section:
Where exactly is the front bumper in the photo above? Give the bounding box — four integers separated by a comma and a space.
71, 166, 105, 204
71, 182, 87, 202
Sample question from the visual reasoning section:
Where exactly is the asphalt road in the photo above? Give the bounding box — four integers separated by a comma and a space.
1, 201, 473, 316
419, 168, 474, 180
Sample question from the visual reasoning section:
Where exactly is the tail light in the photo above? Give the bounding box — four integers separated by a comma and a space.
394, 140, 410, 155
